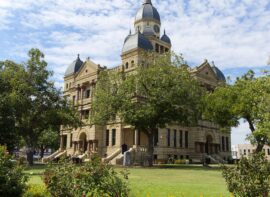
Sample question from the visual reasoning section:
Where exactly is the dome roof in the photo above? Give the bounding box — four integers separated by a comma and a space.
135, 0, 160, 23
64, 55, 84, 77
122, 32, 153, 54
212, 65, 226, 81
161, 30, 171, 45
142, 26, 155, 36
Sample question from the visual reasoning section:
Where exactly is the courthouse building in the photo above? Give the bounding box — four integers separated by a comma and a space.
49, 0, 231, 164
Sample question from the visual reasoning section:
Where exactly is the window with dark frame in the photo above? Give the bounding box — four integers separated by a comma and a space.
226, 137, 229, 151
167, 129, 170, 147
174, 130, 177, 148
70, 133, 73, 147
112, 129, 116, 146
222, 136, 225, 151
185, 131, 188, 148
179, 130, 183, 147
106, 130, 109, 146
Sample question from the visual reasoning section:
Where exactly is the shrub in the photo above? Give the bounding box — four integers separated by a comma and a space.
23, 184, 51, 197
44, 155, 129, 197
222, 153, 270, 197
0, 145, 28, 197
174, 159, 187, 164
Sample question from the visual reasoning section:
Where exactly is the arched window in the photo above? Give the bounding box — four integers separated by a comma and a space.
66, 83, 69, 89
125, 62, 129, 69
131, 60, 135, 67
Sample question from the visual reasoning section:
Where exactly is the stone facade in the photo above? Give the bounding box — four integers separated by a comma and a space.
59, 0, 231, 164
232, 144, 270, 160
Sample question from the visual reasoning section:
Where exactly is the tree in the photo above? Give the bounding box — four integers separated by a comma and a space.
0, 49, 80, 165
222, 153, 270, 197
0, 146, 28, 197
204, 70, 270, 152
37, 128, 59, 159
0, 62, 20, 151
92, 52, 204, 166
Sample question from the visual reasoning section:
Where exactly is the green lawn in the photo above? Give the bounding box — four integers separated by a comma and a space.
25, 164, 230, 197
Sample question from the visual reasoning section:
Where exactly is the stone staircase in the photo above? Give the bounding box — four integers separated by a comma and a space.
42, 150, 67, 163
102, 149, 121, 164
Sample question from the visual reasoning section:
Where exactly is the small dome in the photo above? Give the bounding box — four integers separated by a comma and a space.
122, 32, 153, 54
64, 55, 84, 77
212, 65, 226, 81
135, 0, 160, 24
161, 30, 171, 45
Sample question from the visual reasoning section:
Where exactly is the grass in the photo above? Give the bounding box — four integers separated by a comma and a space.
24, 164, 230, 197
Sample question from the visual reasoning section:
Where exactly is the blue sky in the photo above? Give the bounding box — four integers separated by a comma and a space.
0, 0, 269, 145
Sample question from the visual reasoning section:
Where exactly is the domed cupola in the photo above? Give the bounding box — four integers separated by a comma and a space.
122, 31, 153, 54
64, 54, 84, 77
135, 0, 160, 23
211, 62, 226, 82
134, 0, 161, 38
161, 30, 171, 45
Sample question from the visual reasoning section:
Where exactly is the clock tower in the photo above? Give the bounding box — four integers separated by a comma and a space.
121, 0, 172, 71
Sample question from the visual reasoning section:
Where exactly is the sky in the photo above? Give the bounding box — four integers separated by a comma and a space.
0, 0, 269, 145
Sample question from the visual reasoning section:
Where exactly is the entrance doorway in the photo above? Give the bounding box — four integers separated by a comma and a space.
79, 133, 87, 153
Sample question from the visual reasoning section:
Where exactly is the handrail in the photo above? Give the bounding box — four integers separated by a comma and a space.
102, 149, 121, 163
42, 150, 61, 163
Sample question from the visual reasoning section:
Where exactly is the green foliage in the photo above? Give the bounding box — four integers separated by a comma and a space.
222, 153, 270, 197
204, 70, 270, 151
0, 145, 28, 197
0, 49, 80, 164
23, 184, 51, 197
43, 155, 129, 197
92, 52, 204, 165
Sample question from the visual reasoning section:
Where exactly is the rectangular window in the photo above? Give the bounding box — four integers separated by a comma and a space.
244, 149, 246, 155
112, 129, 116, 146
70, 133, 73, 147
268, 149, 270, 155
222, 137, 225, 151
226, 137, 229, 151
72, 96, 76, 105
167, 129, 170, 147
85, 89, 91, 98
82, 110, 89, 119
174, 130, 177, 148
106, 130, 109, 146
179, 130, 183, 148
185, 131, 188, 148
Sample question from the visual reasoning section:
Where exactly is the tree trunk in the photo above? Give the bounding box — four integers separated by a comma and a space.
146, 131, 154, 167
40, 145, 45, 159
26, 148, 34, 166
255, 142, 264, 153
246, 117, 264, 153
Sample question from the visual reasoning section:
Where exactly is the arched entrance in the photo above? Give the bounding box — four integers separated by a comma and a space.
205, 135, 213, 154
79, 132, 87, 153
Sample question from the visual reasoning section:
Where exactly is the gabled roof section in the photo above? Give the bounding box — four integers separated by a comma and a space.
75, 58, 99, 79
191, 60, 220, 82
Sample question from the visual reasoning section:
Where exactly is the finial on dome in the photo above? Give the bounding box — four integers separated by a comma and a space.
211, 61, 216, 67
164, 29, 166, 35
77, 54, 80, 59
143, 0, 152, 5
